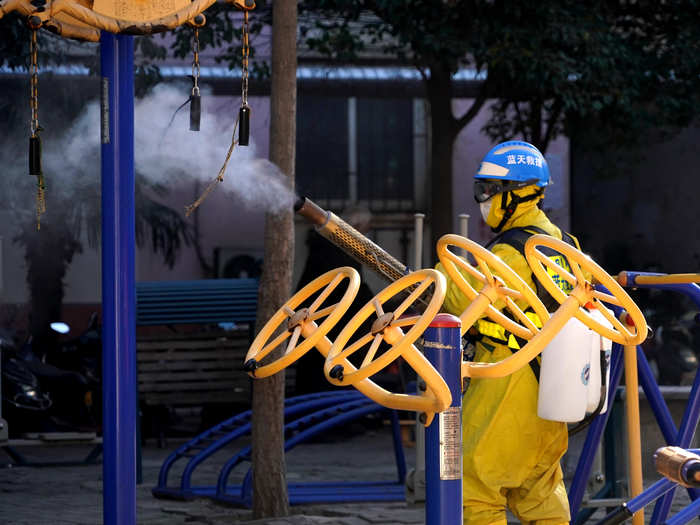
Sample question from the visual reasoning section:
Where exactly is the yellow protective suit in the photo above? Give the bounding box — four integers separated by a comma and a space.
436, 187, 571, 525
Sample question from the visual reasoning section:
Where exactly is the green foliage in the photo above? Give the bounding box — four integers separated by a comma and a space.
299, 0, 481, 74
477, 1, 700, 151
297, 0, 700, 154
3, 1, 699, 155
134, 36, 166, 98
0, 13, 31, 70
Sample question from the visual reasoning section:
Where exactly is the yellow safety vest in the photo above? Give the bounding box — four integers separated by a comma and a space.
476, 310, 543, 350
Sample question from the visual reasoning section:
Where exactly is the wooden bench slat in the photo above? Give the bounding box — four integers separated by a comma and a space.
138, 361, 244, 372
138, 302, 257, 311
137, 318, 255, 326
139, 380, 241, 392
137, 330, 249, 341
137, 338, 249, 345
138, 296, 258, 303
138, 370, 243, 382
137, 339, 248, 350
141, 392, 247, 405
137, 350, 249, 362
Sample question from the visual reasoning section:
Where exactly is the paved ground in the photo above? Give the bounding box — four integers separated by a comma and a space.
0, 424, 695, 524
1, 425, 424, 525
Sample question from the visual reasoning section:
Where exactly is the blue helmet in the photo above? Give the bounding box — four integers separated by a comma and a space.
474, 141, 551, 203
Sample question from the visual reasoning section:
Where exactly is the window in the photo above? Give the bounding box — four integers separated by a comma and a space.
296, 95, 348, 201
357, 97, 414, 209
296, 95, 417, 212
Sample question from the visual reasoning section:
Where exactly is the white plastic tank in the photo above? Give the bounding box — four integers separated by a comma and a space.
586, 306, 614, 414
538, 316, 593, 422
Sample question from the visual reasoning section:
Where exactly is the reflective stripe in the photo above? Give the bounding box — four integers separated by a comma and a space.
476, 309, 543, 350
545, 254, 574, 294
476, 319, 508, 341
526, 310, 543, 328
475, 319, 521, 350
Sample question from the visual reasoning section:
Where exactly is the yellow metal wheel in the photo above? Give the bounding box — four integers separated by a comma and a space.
243, 266, 360, 378
524, 235, 647, 345
436, 234, 549, 339
323, 269, 451, 415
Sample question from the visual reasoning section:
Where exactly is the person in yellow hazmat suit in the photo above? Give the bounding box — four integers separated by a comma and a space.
436, 140, 583, 525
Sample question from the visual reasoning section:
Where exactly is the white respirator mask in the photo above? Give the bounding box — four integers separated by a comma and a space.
480, 199, 492, 223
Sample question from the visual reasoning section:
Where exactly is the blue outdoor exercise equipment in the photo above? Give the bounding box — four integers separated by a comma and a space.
569, 273, 700, 525
0, 3, 256, 523
152, 390, 407, 505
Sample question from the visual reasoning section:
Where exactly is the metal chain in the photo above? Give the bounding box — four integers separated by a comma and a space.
29, 28, 40, 138
184, 114, 240, 217
185, 6, 251, 216
191, 27, 200, 96
36, 173, 46, 225
241, 10, 249, 106
29, 26, 46, 229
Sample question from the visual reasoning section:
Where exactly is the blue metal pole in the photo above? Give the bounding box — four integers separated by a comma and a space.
100, 32, 137, 525
648, 359, 700, 524
650, 361, 700, 524
677, 351, 700, 448
423, 313, 463, 525
592, 478, 677, 525
625, 478, 676, 514
637, 346, 678, 444
569, 347, 625, 520
665, 496, 700, 525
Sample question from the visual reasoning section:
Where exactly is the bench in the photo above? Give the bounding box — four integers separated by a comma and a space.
135, 279, 260, 442
136, 330, 253, 406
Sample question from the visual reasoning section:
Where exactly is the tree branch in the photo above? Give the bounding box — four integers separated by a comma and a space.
541, 100, 563, 153
531, 98, 542, 147
414, 59, 428, 83
454, 81, 488, 134
513, 101, 525, 138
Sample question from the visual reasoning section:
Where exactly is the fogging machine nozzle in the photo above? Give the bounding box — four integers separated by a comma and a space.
294, 196, 329, 227
294, 196, 410, 284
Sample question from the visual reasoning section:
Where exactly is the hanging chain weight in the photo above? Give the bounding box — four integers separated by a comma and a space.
241, 9, 249, 106
27, 21, 46, 228
29, 25, 41, 138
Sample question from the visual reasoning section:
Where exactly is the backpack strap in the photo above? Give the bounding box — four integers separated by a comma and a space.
487, 225, 578, 312
480, 225, 579, 382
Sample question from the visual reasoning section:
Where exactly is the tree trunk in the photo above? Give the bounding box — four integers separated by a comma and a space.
426, 65, 458, 262
251, 0, 296, 518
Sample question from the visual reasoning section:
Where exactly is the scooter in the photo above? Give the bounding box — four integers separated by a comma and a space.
1, 333, 53, 437
1, 316, 101, 437
43, 313, 102, 399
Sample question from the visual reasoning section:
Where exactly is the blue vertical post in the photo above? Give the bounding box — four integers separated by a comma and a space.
422, 313, 463, 525
569, 346, 625, 520
100, 32, 137, 525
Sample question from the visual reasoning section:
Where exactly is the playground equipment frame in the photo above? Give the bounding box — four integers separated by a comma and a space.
569, 274, 700, 525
